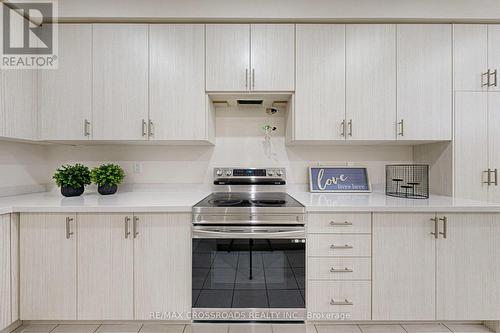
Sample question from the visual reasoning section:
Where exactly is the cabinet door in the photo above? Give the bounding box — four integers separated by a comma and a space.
77, 213, 133, 320
488, 92, 500, 202
0, 215, 10, 330
372, 213, 436, 320
295, 24, 345, 140
250, 24, 295, 91
453, 24, 488, 91
2, 70, 37, 140
10, 214, 19, 323
39, 24, 92, 140
397, 24, 452, 140
454, 92, 489, 201
206, 24, 250, 91
346, 24, 396, 140
436, 213, 500, 320
93, 24, 149, 140
134, 213, 191, 320
149, 24, 206, 140
488, 25, 500, 92
20, 213, 76, 320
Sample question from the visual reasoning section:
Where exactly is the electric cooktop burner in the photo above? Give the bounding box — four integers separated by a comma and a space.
197, 192, 302, 209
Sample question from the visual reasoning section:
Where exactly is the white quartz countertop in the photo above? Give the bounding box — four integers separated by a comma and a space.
1, 186, 500, 215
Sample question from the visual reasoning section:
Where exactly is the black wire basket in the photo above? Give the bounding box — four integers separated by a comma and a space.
386, 164, 429, 199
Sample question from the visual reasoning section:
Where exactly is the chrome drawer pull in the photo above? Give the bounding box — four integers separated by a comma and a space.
330, 221, 352, 226
330, 267, 353, 273
330, 299, 353, 306
330, 244, 353, 249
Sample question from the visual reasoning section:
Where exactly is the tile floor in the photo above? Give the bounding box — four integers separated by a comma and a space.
10, 323, 493, 333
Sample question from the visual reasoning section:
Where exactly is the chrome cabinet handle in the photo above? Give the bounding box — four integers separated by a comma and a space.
330, 267, 353, 273
330, 221, 352, 226
142, 119, 147, 137
482, 70, 491, 87
330, 299, 353, 306
330, 244, 353, 249
348, 119, 353, 137
494, 169, 499, 186
252, 68, 255, 89
65, 217, 74, 239
84, 119, 91, 137
125, 216, 131, 239
430, 217, 438, 239
398, 119, 404, 136
439, 216, 447, 239
148, 120, 154, 137
340, 120, 346, 137
484, 169, 492, 185
245, 68, 248, 89
489, 69, 497, 87
133, 216, 139, 238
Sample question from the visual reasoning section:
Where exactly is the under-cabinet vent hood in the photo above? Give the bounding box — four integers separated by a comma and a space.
208, 93, 292, 108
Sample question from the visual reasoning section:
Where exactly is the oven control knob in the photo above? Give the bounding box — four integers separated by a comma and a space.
267, 170, 275, 176
277, 170, 284, 177
226, 170, 232, 176
216, 169, 223, 177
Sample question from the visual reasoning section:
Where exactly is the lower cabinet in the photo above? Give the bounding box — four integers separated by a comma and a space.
20, 213, 77, 320
20, 212, 191, 321
373, 212, 500, 321
0, 214, 11, 330
77, 213, 134, 320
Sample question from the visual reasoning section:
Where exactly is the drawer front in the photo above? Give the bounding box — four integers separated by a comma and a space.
308, 234, 371, 257
308, 213, 371, 234
308, 257, 371, 280
307, 281, 371, 320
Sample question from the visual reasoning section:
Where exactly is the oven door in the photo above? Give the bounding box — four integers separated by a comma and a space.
192, 226, 306, 321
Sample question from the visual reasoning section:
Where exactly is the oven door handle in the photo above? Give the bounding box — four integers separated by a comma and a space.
192, 228, 306, 239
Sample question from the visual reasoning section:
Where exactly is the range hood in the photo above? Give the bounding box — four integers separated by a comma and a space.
207, 93, 292, 108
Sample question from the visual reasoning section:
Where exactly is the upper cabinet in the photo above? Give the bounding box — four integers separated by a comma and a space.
149, 24, 209, 141
396, 24, 452, 141
346, 24, 396, 141
454, 24, 500, 91
92, 24, 149, 140
39, 24, 92, 140
206, 24, 294, 92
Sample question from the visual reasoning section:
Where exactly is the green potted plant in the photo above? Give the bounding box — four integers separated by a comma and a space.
53, 164, 91, 197
91, 163, 125, 195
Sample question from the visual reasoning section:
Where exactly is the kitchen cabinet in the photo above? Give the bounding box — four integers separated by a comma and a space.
294, 24, 345, 140
39, 24, 92, 140
454, 92, 500, 202
396, 24, 452, 141
1, 70, 37, 140
372, 213, 436, 320
453, 24, 500, 91
436, 213, 500, 320
92, 24, 149, 140
20, 213, 77, 320
205, 24, 294, 92
0, 214, 11, 330
134, 213, 191, 319
346, 24, 396, 140
77, 213, 133, 320
149, 24, 208, 141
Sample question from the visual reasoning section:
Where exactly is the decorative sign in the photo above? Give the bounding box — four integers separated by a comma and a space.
309, 167, 372, 193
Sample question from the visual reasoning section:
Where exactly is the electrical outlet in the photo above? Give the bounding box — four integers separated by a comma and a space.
133, 162, 142, 174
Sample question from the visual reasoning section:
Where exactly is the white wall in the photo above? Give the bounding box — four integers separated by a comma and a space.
0, 141, 48, 196
56, 0, 500, 21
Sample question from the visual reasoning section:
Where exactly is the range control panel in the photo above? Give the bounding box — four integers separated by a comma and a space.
213, 168, 286, 185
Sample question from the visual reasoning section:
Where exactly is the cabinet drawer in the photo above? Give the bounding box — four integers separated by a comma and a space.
308, 213, 371, 234
307, 281, 371, 320
308, 257, 371, 280
308, 234, 371, 257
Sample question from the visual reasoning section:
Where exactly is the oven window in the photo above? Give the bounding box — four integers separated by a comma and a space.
192, 239, 305, 309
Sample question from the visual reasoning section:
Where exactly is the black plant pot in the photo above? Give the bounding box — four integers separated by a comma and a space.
61, 185, 84, 197
98, 184, 118, 195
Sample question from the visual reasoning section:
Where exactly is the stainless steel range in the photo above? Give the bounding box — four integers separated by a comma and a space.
192, 168, 306, 322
